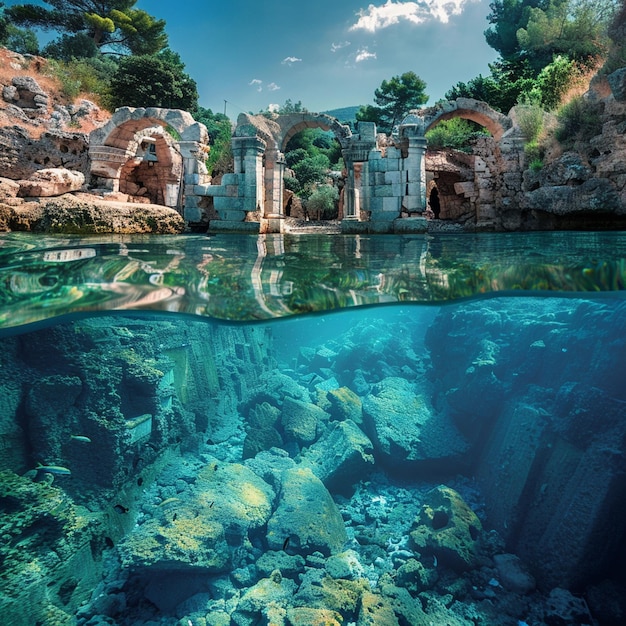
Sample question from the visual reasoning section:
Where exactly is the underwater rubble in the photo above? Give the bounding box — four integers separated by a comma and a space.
0, 298, 625, 624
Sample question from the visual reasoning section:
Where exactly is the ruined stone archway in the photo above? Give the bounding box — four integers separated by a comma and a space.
89, 107, 210, 213
400, 98, 516, 227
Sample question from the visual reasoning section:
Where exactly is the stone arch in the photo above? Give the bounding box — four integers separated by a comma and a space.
401, 98, 512, 141
275, 113, 352, 152
89, 106, 209, 209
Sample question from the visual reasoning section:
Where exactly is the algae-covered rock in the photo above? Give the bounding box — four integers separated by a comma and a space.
409, 485, 483, 572
287, 606, 344, 625
358, 591, 398, 626
326, 386, 363, 424
118, 507, 230, 571
281, 396, 329, 445
119, 457, 275, 572
294, 571, 368, 616
0, 471, 100, 626
232, 570, 296, 625
298, 419, 374, 492
362, 377, 468, 468
267, 467, 347, 556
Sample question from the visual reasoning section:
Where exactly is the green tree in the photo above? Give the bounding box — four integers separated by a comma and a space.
194, 106, 233, 176
0, 2, 38, 54
108, 51, 198, 110
306, 184, 339, 220
6, 0, 167, 57
357, 72, 428, 133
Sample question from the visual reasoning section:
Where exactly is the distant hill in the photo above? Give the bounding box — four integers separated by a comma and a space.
323, 106, 361, 124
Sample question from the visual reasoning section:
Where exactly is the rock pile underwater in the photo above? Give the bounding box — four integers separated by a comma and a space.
1, 296, 625, 625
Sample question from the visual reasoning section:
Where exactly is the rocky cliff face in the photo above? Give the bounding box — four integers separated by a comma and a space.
0, 48, 110, 180
514, 69, 626, 229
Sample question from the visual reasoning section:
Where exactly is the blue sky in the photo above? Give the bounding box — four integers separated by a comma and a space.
5, 0, 499, 118
138, 0, 498, 117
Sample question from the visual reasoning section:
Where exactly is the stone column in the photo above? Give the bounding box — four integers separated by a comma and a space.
263, 148, 285, 232
177, 140, 207, 219
232, 136, 266, 216
401, 124, 427, 213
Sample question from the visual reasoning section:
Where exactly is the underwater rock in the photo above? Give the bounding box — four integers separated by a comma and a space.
256, 549, 306, 578
232, 569, 296, 625
362, 377, 468, 469
243, 401, 283, 459
544, 587, 594, 626
286, 606, 344, 625
294, 570, 369, 616
326, 386, 363, 424
0, 470, 101, 626
395, 557, 438, 593
280, 396, 329, 445
358, 590, 398, 625
325, 549, 365, 580
493, 553, 535, 594
266, 467, 347, 556
409, 485, 483, 572
119, 457, 275, 573
298, 419, 374, 493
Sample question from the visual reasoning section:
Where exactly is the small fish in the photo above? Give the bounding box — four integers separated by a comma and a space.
209, 501, 214, 509
172, 513, 178, 521
113, 504, 129, 514
282, 537, 290, 551
137, 477, 144, 487
70, 435, 91, 443
36, 464, 71, 476
157, 497, 180, 508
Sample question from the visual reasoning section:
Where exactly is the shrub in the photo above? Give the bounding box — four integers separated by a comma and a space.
516, 103, 544, 143
306, 184, 339, 219
426, 118, 488, 152
555, 96, 603, 148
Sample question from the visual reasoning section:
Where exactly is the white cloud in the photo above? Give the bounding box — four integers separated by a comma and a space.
331, 41, 351, 53
355, 48, 377, 62
267, 82, 281, 91
268, 103, 280, 113
249, 78, 263, 92
282, 56, 302, 66
350, 0, 473, 32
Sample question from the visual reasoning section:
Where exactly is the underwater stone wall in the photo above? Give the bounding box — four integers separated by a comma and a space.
425, 297, 626, 590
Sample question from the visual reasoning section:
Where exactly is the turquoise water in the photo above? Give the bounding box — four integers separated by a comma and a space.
1, 232, 626, 625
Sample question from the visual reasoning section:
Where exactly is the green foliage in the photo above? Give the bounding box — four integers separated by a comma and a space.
42, 32, 98, 61
358, 71, 428, 133
524, 140, 544, 167
527, 55, 581, 110
6, 0, 168, 57
555, 96, 603, 147
306, 184, 339, 220
446, 60, 535, 113
0, 2, 39, 53
108, 52, 198, 111
603, 1, 626, 74
425, 118, 489, 152
291, 154, 331, 199
194, 106, 233, 176
515, 102, 544, 142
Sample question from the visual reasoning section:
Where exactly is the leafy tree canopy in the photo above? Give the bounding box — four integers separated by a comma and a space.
357, 71, 428, 134
108, 50, 198, 111
6, 0, 167, 57
0, 1, 38, 54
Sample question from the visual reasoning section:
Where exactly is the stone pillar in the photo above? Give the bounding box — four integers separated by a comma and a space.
401, 124, 427, 213
263, 148, 285, 232
342, 122, 377, 221
235, 136, 266, 214
177, 140, 207, 220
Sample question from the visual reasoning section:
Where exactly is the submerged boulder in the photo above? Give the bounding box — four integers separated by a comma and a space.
409, 485, 483, 572
266, 467, 347, 556
362, 377, 468, 469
